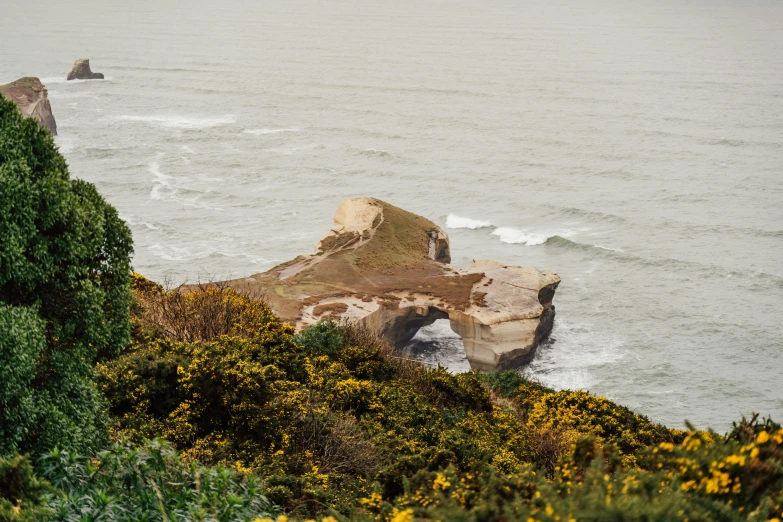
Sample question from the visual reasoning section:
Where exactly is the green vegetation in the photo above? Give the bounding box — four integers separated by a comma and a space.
352, 200, 433, 270
0, 441, 280, 521
93, 282, 783, 521
0, 94, 132, 458
2, 93, 783, 522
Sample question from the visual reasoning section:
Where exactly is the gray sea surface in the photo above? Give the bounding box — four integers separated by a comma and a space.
2, 0, 782, 430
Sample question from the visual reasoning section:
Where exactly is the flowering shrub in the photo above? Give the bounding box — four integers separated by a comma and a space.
84, 284, 783, 520
96, 284, 719, 520
2, 281, 781, 521
385, 423, 783, 522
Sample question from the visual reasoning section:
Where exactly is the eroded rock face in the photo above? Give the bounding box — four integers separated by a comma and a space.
220, 198, 560, 371
67, 59, 104, 80
0, 77, 57, 135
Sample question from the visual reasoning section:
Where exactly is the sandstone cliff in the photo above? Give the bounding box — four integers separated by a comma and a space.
0, 77, 57, 135
219, 198, 560, 371
67, 59, 104, 80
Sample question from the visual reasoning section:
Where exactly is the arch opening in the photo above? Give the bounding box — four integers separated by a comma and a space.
401, 318, 470, 373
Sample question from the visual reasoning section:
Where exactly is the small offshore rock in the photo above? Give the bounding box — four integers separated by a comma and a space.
67, 59, 104, 80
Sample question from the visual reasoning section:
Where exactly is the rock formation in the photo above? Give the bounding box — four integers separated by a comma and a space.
67, 59, 104, 80
0, 77, 57, 135
220, 198, 560, 371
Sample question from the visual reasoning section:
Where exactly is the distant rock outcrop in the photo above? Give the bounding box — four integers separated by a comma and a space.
218, 198, 560, 371
0, 77, 57, 135
67, 59, 104, 80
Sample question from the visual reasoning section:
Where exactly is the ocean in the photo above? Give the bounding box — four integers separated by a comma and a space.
2, 0, 781, 430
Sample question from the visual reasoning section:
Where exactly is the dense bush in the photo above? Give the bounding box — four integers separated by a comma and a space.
370, 423, 783, 522
97, 282, 689, 518
41, 440, 280, 522
0, 441, 281, 521
0, 95, 133, 457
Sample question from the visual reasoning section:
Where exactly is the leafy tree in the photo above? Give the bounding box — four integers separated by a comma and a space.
0, 94, 133, 457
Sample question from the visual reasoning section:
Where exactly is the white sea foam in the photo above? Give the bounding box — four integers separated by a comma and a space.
242, 128, 298, 135
116, 114, 235, 130
491, 227, 551, 245
405, 319, 471, 373
524, 320, 627, 391
149, 162, 172, 200
147, 162, 223, 210
446, 214, 493, 229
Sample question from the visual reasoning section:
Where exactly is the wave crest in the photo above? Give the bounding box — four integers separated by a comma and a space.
491, 227, 552, 245
446, 214, 493, 229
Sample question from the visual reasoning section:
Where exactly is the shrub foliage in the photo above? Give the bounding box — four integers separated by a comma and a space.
0, 94, 133, 458
97, 281, 783, 521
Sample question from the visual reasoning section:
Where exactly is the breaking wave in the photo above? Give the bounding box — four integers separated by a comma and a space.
492, 227, 552, 245
446, 214, 493, 229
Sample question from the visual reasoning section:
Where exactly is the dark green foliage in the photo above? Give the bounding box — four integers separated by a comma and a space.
418, 368, 493, 411
0, 94, 133, 458
292, 319, 344, 355
38, 440, 280, 521
0, 454, 57, 522
475, 370, 547, 397
0, 305, 45, 454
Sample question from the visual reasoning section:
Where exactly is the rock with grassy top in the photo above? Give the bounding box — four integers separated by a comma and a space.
219, 197, 560, 371
0, 77, 57, 135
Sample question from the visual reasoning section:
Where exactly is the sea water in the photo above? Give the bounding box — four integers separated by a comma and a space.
2, 0, 781, 430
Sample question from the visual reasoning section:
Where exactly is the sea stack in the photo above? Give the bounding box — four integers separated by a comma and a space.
0, 77, 57, 135
67, 59, 104, 80
217, 198, 561, 371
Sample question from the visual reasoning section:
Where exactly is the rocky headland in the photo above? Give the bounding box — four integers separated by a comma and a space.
0, 77, 57, 135
220, 198, 560, 371
67, 59, 104, 80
